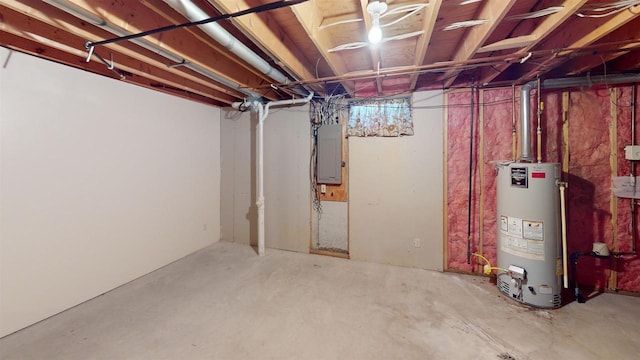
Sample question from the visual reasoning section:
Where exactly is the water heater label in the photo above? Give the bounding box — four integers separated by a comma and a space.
523, 220, 544, 240
511, 167, 528, 188
506, 216, 523, 237
500, 215, 545, 261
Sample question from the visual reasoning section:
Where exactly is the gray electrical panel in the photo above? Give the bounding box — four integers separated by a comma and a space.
317, 124, 342, 184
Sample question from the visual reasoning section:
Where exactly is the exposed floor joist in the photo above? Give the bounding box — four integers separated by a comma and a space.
478, 0, 588, 85
440, 0, 517, 87
517, 2, 640, 83
409, 0, 442, 91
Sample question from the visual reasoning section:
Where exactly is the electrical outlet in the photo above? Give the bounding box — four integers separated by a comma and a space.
413, 238, 421, 247
320, 184, 327, 194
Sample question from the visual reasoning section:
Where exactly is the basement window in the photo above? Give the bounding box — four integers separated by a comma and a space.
347, 97, 413, 137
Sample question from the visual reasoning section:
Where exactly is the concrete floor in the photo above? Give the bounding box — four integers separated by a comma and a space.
1, 241, 639, 360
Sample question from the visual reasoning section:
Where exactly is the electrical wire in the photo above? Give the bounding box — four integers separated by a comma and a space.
442, 19, 488, 31
506, 6, 564, 21
327, 31, 425, 53
309, 93, 347, 215
577, 0, 640, 17
380, 4, 429, 28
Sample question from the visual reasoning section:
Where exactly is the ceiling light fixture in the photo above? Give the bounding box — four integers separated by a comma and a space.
367, 0, 387, 44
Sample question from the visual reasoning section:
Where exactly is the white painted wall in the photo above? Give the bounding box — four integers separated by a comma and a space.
349, 91, 444, 270
220, 106, 310, 253
0, 49, 221, 337
221, 91, 443, 271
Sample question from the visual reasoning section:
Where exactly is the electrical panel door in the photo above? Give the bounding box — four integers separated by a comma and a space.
317, 124, 342, 184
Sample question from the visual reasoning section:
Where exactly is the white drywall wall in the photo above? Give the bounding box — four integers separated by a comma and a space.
220, 106, 310, 252
348, 91, 444, 270
221, 92, 443, 269
0, 49, 221, 337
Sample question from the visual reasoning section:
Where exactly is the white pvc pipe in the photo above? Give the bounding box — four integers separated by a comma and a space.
232, 92, 313, 255
558, 181, 569, 288
256, 103, 266, 256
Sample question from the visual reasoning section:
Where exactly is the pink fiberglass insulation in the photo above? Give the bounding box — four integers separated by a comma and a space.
567, 88, 614, 289
615, 85, 640, 292
447, 91, 480, 272
446, 84, 639, 293
542, 92, 563, 164
481, 88, 516, 266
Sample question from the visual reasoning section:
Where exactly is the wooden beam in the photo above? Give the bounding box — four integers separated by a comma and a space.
479, 0, 588, 85
443, 90, 450, 271
609, 49, 640, 71
3, 0, 246, 101
210, 0, 322, 93
565, 50, 633, 76
477, 34, 537, 53
409, 0, 443, 91
517, 2, 640, 83
441, 0, 517, 88
3, 33, 221, 106
0, 4, 236, 104
73, 0, 278, 100
290, 0, 355, 94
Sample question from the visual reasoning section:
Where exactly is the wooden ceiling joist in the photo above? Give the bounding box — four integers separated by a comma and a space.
210, 0, 322, 94
409, 0, 443, 91
517, 2, 640, 83
478, 0, 588, 85
0, 3, 239, 104
440, 0, 517, 88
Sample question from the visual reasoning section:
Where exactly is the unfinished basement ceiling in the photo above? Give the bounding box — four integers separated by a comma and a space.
2, 0, 640, 106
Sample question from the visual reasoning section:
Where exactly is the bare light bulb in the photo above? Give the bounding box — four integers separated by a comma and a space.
366, 1, 387, 45
368, 18, 382, 44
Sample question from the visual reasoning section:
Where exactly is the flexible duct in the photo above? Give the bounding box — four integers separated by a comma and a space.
520, 73, 640, 161
164, 0, 290, 85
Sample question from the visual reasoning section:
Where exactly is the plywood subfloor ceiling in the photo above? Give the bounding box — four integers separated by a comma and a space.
2, 0, 640, 105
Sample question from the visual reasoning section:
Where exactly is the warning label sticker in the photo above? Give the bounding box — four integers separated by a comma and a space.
500, 216, 545, 261
523, 220, 544, 241
507, 216, 523, 237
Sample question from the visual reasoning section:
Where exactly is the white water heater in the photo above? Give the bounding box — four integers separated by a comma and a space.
496, 162, 562, 308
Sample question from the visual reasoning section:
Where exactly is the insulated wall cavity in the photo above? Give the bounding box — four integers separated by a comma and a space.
446, 84, 640, 294
446, 91, 480, 271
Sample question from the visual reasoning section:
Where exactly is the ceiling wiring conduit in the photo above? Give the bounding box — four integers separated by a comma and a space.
164, 0, 290, 86
232, 92, 314, 256
43, 0, 260, 99
520, 73, 640, 162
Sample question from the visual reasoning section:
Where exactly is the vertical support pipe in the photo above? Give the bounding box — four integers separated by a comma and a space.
632, 85, 637, 253
512, 84, 517, 161
233, 92, 313, 256
467, 85, 475, 264
256, 104, 266, 256
558, 181, 569, 288
537, 78, 543, 163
